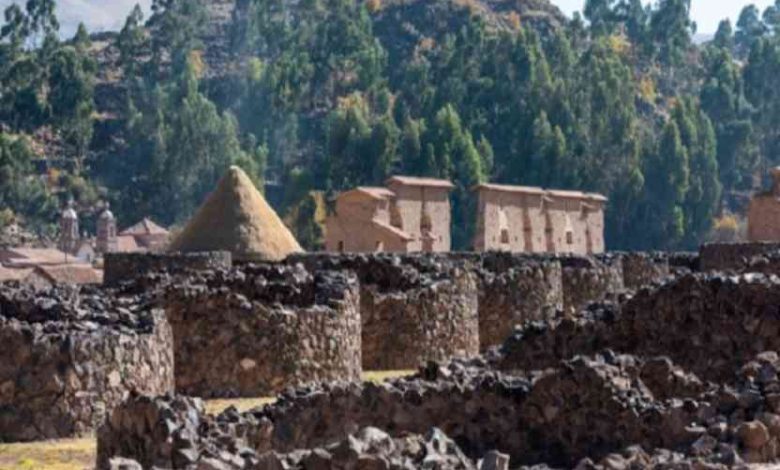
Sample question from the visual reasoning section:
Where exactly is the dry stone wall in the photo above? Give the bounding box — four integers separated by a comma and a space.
620, 252, 671, 289
475, 252, 563, 351
0, 285, 174, 442
103, 251, 232, 286
161, 264, 361, 398
500, 273, 780, 383
287, 253, 480, 370
97, 354, 726, 468
560, 254, 625, 315
700, 242, 780, 272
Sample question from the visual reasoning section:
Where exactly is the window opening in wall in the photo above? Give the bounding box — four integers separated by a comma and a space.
338, 241, 345, 252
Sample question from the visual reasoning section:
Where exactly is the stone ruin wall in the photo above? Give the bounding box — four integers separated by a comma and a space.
475, 253, 563, 351
98, 351, 750, 469
96, 269, 780, 468
103, 251, 233, 286
699, 242, 780, 272
287, 253, 481, 370
499, 273, 780, 383
0, 285, 174, 442
160, 264, 362, 398
560, 254, 625, 315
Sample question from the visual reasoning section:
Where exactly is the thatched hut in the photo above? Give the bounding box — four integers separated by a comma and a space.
169, 166, 303, 261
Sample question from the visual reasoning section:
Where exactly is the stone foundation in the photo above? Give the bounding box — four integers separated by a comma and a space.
560, 254, 624, 315
0, 285, 174, 442
103, 251, 232, 286
162, 264, 361, 397
287, 253, 480, 370
476, 252, 562, 351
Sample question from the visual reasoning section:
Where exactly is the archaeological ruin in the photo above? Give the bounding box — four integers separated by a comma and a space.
0, 285, 174, 442
158, 264, 362, 397
10, 227, 780, 468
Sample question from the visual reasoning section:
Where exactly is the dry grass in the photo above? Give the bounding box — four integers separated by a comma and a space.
0, 438, 95, 470
204, 396, 277, 415
0, 370, 414, 469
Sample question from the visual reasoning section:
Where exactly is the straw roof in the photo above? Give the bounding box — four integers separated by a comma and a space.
168, 166, 303, 261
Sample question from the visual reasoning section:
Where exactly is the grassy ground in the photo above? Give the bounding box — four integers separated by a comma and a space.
0, 370, 414, 470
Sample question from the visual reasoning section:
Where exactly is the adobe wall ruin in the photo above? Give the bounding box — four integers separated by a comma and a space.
160, 264, 362, 398
0, 285, 174, 442
103, 251, 232, 286
287, 253, 480, 370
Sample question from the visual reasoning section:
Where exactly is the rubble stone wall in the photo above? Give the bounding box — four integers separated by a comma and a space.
561, 254, 624, 315
103, 251, 232, 286
162, 265, 361, 397
700, 242, 780, 272
620, 252, 671, 289
500, 273, 780, 383
97, 355, 705, 469
476, 253, 563, 351
0, 286, 174, 442
287, 253, 480, 369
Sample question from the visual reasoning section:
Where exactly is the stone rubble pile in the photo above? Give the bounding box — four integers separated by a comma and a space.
0, 284, 174, 441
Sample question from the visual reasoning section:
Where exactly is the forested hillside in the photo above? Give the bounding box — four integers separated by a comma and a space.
0, 0, 778, 251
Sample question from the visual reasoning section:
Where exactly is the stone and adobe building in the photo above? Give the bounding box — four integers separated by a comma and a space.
748, 167, 780, 242
325, 176, 454, 253
473, 184, 607, 255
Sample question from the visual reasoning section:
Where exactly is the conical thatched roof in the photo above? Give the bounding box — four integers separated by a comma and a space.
168, 166, 303, 261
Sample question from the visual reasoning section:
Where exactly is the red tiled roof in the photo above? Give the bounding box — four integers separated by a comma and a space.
473, 183, 546, 195
33, 265, 103, 285
1, 248, 83, 267
0, 266, 32, 282
338, 187, 396, 202
356, 187, 395, 199
120, 218, 169, 236
116, 235, 142, 253
371, 219, 414, 241
386, 176, 455, 189
546, 189, 608, 202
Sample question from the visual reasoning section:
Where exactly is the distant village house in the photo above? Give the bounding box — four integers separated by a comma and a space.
473, 184, 607, 255
325, 177, 607, 255
325, 176, 454, 253
748, 167, 780, 242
